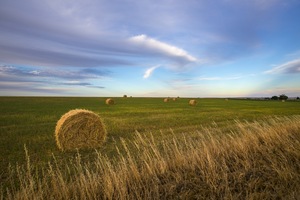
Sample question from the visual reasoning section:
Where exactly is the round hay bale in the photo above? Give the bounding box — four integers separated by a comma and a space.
106, 98, 114, 105
189, 99, 197, 106
164, 98, 170, 102
55, 109, 107, 151
173, 98, 177, 101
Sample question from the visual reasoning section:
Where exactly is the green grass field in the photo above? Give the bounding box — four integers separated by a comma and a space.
1, 97, 300, 199
1, 97, 299, 169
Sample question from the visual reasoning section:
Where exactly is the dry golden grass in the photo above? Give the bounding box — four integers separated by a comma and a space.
105, 98, 114, 105
55, 109, 107, 151
189, 99, 197, 106
2, 116, 300, 199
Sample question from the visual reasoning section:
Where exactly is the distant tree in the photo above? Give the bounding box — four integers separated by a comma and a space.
279, 94, 288, 100
271, 96, 278, 100
297, 97, 300, 100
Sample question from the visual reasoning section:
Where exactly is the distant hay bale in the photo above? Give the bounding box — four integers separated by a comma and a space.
225, 98, 229, 101
164, 98, 170, 103
55, 109, 107, 151
282, 100, 285, 102
106, 98, 114, 105
189, 99, 197, 106
173, 98, 177, 101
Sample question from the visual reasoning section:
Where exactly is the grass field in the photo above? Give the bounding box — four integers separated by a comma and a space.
1, 97, 300, 199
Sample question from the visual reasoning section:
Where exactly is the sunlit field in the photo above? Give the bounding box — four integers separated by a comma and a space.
1, 97, 300, 199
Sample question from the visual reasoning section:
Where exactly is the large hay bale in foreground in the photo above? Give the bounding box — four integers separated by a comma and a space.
106, 98, 114, 105
55, 109, 107, 151
164, 98, 170, 103
189, 99, 197, 106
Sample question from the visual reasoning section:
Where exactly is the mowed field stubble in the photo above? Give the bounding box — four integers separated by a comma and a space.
1, 97, 300, 198
1, 97, 299, 168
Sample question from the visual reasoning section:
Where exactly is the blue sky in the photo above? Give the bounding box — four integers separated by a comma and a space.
0, 0, 300, 97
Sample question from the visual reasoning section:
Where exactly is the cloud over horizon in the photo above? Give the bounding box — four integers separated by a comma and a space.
264, 59, 300, 74
0, 0, 294, 69
129, 35, 197, 68
0, 0, 300, 97
143, 65, 160, 79
0, 1, 198, 69
0, 65, 109, 80
0, 65, 107, 92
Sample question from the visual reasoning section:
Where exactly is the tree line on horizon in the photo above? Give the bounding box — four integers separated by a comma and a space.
267, 94, 299, 100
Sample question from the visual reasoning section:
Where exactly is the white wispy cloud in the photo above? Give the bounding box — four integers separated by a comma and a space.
264, 59, 300, 74
129, 35, 197, 66
143, 65, 160, 79
0, 65, 109, 80
197, 76, 243, 81
0, 65, 107, 91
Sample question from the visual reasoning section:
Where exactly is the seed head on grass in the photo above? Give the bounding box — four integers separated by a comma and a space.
55, 109, 107, 151
4, 116, 300, 199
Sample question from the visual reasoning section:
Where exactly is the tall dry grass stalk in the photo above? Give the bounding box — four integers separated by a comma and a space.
2, 116, 300, 199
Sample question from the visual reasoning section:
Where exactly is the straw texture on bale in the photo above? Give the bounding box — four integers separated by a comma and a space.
55, 109, 107, 151
164, 98, 170, 102
106, 98, 114, 105
189, 99, 197, 106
